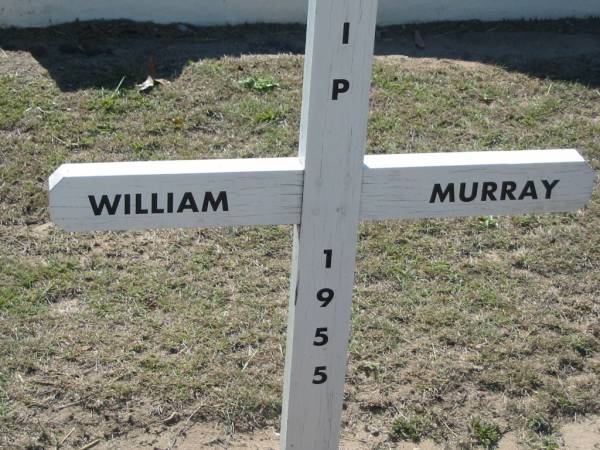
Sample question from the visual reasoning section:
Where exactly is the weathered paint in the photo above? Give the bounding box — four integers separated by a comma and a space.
281, 0, 378, 448
48, 149, 596, 232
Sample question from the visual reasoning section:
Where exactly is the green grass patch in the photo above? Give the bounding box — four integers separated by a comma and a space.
390, 414, 430, 442
239, 76, 279, 93
469, 417, 501, 449
0, 76, 29, 129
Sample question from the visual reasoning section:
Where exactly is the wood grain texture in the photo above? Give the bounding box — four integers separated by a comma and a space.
49, 150, 595, 232
49, 158, 304, 231
361, 149, 596, 220
280, 1, 379, 449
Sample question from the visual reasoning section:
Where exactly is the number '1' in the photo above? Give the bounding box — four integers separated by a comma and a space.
324, 249, 332, 268
343, 22, 350, 44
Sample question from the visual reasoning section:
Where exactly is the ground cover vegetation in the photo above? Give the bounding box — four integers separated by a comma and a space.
0, 19, 599, 449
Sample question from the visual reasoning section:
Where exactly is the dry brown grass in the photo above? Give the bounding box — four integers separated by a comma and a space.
0, 19, 599, 449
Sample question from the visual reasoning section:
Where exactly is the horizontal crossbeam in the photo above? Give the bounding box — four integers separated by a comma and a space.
361, 149, 595, 220
49, 157, 304, 231
49, 149, 595, 232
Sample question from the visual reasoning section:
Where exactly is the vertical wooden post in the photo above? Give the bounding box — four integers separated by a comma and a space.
281, 1, 379, 448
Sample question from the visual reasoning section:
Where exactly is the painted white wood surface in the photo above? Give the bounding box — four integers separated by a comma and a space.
280, 1, 378, 449
49, 157, 303, 231
361, 149, 596, 220
49, 150, 595, 232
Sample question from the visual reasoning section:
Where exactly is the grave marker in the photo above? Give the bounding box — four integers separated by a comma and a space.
48, 0, 596, 448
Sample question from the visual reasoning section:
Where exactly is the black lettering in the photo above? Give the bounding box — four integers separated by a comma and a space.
501, 181, 517, 200
313, 328, 329, 346
124, 194, 131, 215
312, 366, 327, 384
324, 249, 332, 268
541, 179, 559, 199
430, 183, 455, 203
459, 182, 478, 202
167, 192, 174, 213
342, 22, 350, 44
202, 191, 229, 212
332, 79, 350, 100
519, 181, 538, 200
151, 193, 164, 214
317, 288, 334, 307
481, 182, 498, 201
88, 195, 121, 216
177, 192, 199, 213
135, 194, 148, 214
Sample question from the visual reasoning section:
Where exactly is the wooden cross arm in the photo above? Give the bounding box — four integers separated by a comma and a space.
49, 157, 304, 231
361, 149, 595, 220
49, 149, 595, 232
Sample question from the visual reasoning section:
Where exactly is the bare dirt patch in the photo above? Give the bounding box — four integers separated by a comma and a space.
561, 415, 600, 449
83, 416, 600, 449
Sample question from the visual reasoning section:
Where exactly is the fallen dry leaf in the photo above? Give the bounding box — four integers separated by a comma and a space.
137, 75, 170, 92
137, 75, 155, 92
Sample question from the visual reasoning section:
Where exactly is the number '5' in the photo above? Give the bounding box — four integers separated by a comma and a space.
312, 366, 327, 384
313, 327, 328, 346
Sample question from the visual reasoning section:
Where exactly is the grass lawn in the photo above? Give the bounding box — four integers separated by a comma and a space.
0, 20, 599, 449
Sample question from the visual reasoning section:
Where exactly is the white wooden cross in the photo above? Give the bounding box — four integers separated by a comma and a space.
48, 1, 595, 448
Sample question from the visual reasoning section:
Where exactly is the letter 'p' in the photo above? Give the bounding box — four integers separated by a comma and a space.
332, 79, 350, 100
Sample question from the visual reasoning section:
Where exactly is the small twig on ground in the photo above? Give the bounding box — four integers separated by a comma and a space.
32, 379, 56, 386
78, 439, 101, 450
112, 76, 126, 98
440, 417, 458, 437
340, 434, 368, 444
51, 134, 80, 148
241, 347, 259, 371
58, 427, 76, 447
184, 403, 205, 425
57, 395, 91, 410
165, 403, 206, 450
163, 412, 181, 425
0, 47, 7, 57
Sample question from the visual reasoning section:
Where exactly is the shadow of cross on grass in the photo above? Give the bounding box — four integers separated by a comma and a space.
0, 18, 599, 92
